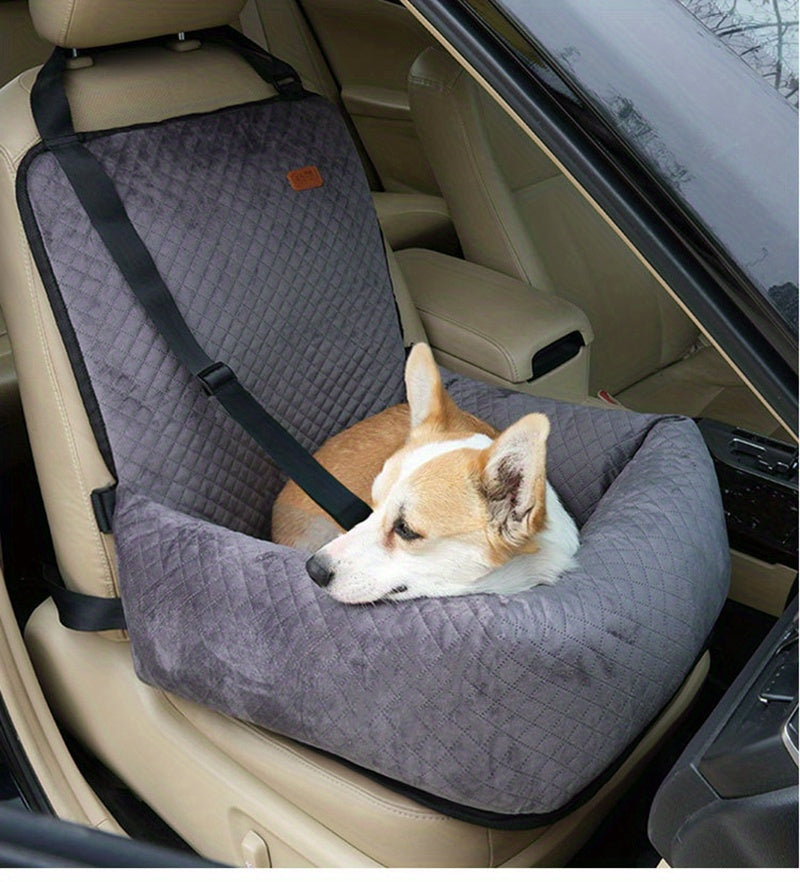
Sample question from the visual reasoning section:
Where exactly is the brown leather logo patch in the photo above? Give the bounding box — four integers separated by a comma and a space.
287, 165, 323, 191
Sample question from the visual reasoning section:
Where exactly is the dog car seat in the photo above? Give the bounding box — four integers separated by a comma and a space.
3, 0, 728, 862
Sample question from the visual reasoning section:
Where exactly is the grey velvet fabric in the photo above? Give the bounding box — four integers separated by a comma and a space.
114, 387, 729, 816
24, 95, 406, 537
21, 93, 729, 816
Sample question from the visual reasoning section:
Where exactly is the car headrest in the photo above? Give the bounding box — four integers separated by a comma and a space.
29, 0, 246, 49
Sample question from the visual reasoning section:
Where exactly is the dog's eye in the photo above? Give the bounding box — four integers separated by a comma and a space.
393, 516, 422, 542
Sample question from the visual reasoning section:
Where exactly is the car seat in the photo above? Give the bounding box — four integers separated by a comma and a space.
407, 46, 784, 438
1, 0, 727, 867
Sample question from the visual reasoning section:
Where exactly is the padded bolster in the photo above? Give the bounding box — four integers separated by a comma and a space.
396, 248, 593, 384
30, 0, 246, 48
115, 379, 729, 817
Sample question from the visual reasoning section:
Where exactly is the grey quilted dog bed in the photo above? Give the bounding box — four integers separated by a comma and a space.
19, 85, 729, 819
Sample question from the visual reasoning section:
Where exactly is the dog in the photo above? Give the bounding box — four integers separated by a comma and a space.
271, 343, 579, 603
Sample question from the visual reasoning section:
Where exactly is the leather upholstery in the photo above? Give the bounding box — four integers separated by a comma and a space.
407, 46, 784, 436
617, 343, 789, 439
408, 46, 697, 394
372, 192, 459, 254
30, 0, 246, 48
0, 1, 50, 87
396, 248, 592, 384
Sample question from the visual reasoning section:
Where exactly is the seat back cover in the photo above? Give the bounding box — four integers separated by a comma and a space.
20, 92, 406, 537
18, 55, 729, 821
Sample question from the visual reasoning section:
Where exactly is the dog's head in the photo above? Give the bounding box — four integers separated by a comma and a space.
306, 343, 551, 603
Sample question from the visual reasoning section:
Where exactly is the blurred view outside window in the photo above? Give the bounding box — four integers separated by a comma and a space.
678, 0, 798, 105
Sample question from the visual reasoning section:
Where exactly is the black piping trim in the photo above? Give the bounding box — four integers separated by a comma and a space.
15, 87, 322, 486
28, 48, 370, 530
15, 23, 321, 476
16, 147, 118, 477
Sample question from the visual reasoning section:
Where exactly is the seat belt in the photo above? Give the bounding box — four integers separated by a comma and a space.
29, 28, 373, 630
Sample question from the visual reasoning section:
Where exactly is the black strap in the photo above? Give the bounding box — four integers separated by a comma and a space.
30, 29, 374, 630
30, 31, 372, 534
42, 568, 128, 632
90, 485, 116, 534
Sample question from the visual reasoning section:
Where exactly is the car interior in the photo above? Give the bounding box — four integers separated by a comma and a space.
0, 0, 796, 868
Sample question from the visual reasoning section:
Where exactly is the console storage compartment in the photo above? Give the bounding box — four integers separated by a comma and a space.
699, 419, 798, 563
395, 248, 593, 402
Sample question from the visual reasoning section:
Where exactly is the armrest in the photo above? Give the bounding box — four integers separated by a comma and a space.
342, 86, 411, 121
395, 248, 593, 385
372, 192, 459, 255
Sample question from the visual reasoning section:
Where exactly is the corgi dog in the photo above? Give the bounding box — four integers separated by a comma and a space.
271, 343, 579, 604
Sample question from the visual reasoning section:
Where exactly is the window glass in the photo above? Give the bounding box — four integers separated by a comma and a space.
489, 0, 798, 332
677, 0, 798, 106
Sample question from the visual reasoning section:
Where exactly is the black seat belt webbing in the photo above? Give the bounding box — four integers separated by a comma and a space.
29, 31, 373, 628
42, 568, 128, 632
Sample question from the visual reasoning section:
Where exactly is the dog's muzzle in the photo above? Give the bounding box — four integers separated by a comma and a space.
305, 553, 334, 588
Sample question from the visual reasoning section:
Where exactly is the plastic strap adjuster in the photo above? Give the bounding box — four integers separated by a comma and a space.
90, 484, 117, 533
197, 361, 237, 397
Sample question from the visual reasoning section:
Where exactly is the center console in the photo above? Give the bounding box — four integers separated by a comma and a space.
395, 248, 594, 403
649, 595, 798, 867
699, 419, 798, 569
649, 420, 799, 867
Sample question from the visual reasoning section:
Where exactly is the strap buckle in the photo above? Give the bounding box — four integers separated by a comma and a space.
197, 361, 237, 396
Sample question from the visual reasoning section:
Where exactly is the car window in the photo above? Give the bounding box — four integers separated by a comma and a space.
676, 0, 798, 107
485, 0, 798, 335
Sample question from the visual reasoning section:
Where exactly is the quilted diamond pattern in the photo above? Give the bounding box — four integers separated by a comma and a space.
443, 371, 658, 526
115, 386, 728, 817
25, 96, 406, 537
22, 95, 729, 818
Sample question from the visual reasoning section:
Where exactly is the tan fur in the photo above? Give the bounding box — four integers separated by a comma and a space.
270, 403, 498, 548
271, 403, 411, 547
392, 448, 491, 541
271, 344, 548, 561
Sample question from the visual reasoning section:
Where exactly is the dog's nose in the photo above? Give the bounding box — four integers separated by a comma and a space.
305, 553, 334, 588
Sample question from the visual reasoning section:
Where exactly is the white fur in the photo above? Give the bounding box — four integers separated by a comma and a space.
469, 483, 579, 595
395, 433, 492, 484
316, 436, 579, 604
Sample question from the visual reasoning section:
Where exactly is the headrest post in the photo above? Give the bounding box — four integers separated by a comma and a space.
66, 47, 93, 70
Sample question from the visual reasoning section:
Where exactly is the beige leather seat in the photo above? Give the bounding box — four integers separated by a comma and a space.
0, 0, 455, 483
0, 0, 50, 87
0, 1, 49, 470
3, 0, 708, 866
408, 47, 784, 438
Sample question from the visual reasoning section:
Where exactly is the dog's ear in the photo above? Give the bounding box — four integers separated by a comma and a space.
405, 342, 448, 428
480, 413, 549, 547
